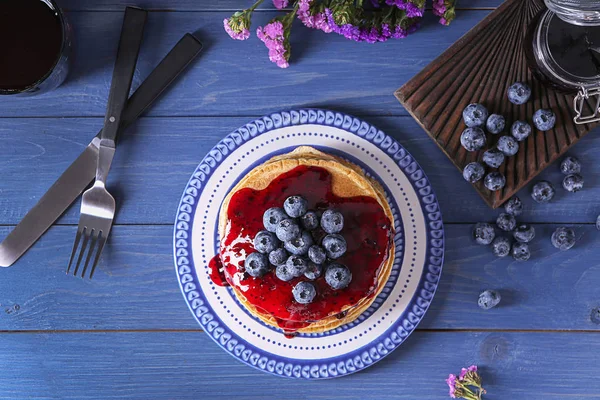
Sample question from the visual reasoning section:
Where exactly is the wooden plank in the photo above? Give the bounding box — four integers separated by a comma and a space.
0, 117, 598, 226
0, 11, 491, 118
1, 224, 598, 331
0, 331, 598, 398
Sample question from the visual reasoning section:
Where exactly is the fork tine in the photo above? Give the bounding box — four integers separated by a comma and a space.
80, 230, 99, 279
66, 227, 84, 274
89, 231, 107, 279
73, 228, 91, 277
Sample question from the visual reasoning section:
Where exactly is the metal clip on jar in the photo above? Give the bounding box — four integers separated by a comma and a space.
526, 0, 600, 124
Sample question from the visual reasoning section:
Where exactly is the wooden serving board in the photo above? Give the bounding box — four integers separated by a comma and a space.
395, 0, 598, 209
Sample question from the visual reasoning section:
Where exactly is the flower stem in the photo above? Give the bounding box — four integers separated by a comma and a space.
249, 0, 265, 12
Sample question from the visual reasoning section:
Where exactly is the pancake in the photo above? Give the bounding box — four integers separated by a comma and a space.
216, 146, 395, 334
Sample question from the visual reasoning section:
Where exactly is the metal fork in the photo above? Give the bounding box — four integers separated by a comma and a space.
67, 7, 147, 278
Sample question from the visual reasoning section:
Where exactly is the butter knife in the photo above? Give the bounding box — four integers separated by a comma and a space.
0, 33, 203, 267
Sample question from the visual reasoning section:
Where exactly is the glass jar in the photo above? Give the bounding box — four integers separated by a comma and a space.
526, 0, 600, 124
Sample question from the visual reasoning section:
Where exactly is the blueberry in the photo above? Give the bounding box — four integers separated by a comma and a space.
284, 230, 314, 255
275, 218, 300, 242
478, 290, 501, 310
497, 135, 519, 157
482, 148, 505, 168
533, 109, 556, 131
268, 248, 288, 266
507, 82, 531, 105
551, 227, 576, 251
496, 213, 516, 232
511, 121, 532, 142
253, 230, 280, 254
560, 156, 581, 175
463, 162, 485, 183
322, 234, 347, 259
300, 211, 319, 230
263, 207, 288, 232
513, 224, 535, 243
283, 195, 308, 218
286, 255, 309, 277
304, 262, 323, 280
244, 252, 269, 277
491, 237, 511, 257
473, 222, 495, 245
484, 172, 506, 191
512, 242, 531, 261
504, 196, 523, 216
292, 281, 317, 304
460, 127, 486, 152
486, 114, 505, 134
562, 174, 584, 192
463, 103, 489, 128
321, 210, 344, 234
597, 215, 600, 231
531, 181, 555, 203
325, 263, 352, 290
275, 264, 295, 282
308, 245, 326, 265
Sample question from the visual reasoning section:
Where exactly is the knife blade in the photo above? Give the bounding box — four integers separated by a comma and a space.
0, 33, 203, 267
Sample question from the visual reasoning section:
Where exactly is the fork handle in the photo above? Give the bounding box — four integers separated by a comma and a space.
101, 7, 147, 145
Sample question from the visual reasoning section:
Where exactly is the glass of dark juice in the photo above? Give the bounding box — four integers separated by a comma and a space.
0, 0, 72, 96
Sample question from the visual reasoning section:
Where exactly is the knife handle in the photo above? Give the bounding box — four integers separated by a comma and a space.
102, 7, 147, 143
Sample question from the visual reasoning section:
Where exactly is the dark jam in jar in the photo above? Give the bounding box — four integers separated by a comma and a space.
213, 165, 393, 333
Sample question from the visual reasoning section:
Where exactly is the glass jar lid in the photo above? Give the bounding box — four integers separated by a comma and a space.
545, 0, 600, 26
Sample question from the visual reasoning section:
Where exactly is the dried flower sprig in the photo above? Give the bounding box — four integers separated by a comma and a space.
446, 365, 487, 399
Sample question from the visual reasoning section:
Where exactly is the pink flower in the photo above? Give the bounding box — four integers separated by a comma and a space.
446, 374, 457, 398
224, 18, 250, 40
273, 0, 289, 9
298, 0, 332, 33
459, 365, 478, 380
257, 20, 290, 68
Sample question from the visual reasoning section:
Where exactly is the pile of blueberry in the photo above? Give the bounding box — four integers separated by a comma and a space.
245, 195, 352, 305
461, 82, 556, 192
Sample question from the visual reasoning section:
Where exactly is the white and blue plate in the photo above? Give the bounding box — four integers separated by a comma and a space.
173, 109, 444, 379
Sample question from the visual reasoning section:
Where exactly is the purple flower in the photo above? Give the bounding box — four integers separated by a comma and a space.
273, 0, 289, 9
257, 20, 290, 68
385, 0, 424, 18
325, 8, 361, 41
298, 0, 332, 33
224, 17, 250, 40
459, 365, 478, 380
432, 0, 457, 25
446, 374, 457, 398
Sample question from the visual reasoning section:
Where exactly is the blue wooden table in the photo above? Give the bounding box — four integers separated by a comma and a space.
1, 1, 599, 398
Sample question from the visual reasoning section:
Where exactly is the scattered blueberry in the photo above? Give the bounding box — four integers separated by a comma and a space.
478, 290, 501, 310
304, 262, 323, 280
507, 82, 531, 105
597, 215, 600, 231
533, 109, 556, 131
275, 218, 301, 242
321, 210, 344, 234
562, 174, 584, 192
484, 172, 506, 191
284, 230, 314, 255
486, 114, 505, 134
275, 264, 295, 282
551, 227, 576, 251
292, 281, 317, 304
253, 230, 280, 254
504, 196, 523, 216
463, 162, 485, 183
244, 252, 269, 277
308, 245, 326, 265
531, 181, 555, 203
263, 207, 288, 232
460, 127, 487, 151
497, 135, 519, 157
560, 156, 581, 175
496, 213, 516, 232
473, 222, 495, 245
511, 121, 532, 142
491, 237, 511, 257
284, 195, 308, 218
300, 211, 319, 230
463, 103, 489, 127
325, 264, 352, 290
322, 234, 348, 259
513, 224, 535, 243
483, 148, 505, 168
268, 248, 288, 266
512, 242, 531, 261
286, 255, 309, 277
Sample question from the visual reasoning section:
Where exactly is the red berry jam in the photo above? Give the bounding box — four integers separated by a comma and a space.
213, 166, 393, 333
